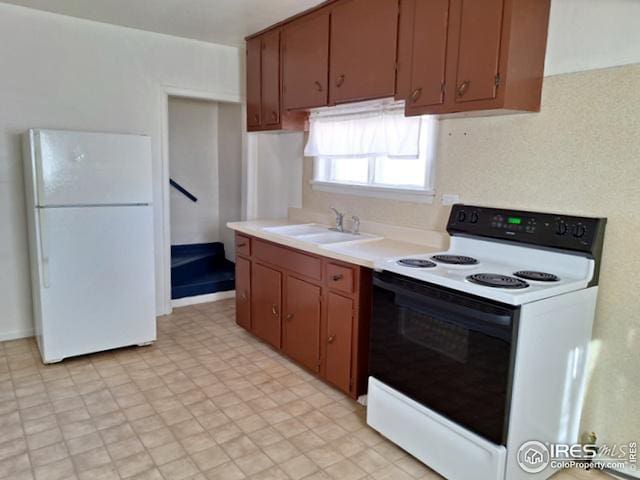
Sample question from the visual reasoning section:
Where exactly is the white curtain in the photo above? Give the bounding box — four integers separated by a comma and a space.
304, 107, 422, 159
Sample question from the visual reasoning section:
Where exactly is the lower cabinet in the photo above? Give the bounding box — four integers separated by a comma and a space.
325, 292, 354, 393
234, 233, 371, 398
283, 276, 321, 372
251, 262, 282, 349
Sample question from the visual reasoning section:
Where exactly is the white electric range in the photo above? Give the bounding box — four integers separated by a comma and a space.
366, 204, 607, 480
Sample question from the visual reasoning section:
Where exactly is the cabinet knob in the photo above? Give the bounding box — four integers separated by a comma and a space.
314, 81, 323, 92
328, 335, 336, 344
240, 292, 247, 302
271, 304, 278, 317
336, 74, 345, 87
271, 111, 278, 121
331, 274, 344, 282
253, 113, 259, 122
410, 87, 422, 103
285, 313, 294, 321
457, 81, 470, 98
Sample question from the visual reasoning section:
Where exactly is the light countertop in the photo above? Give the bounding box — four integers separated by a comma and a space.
227, 220, 443, 268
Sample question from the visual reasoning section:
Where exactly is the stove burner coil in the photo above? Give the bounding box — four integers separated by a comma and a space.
467, 273, 529, 289
513, 271, 560, 282
397, 258, 437, 268
431, 255, 479, 265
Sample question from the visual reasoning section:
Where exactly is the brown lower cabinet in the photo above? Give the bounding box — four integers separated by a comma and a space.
251, 263, 282, 349
234, 232, 372, 399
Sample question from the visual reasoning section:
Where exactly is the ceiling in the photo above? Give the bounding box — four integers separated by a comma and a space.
0, 0, 325, 46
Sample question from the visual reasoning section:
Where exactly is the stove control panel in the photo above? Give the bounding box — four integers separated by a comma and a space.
447, 205, 607, 257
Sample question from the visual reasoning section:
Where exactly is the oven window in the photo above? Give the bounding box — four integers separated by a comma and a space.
369, 280, 516, 445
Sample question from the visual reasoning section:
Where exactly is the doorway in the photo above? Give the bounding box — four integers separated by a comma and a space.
166, 96, 243, 307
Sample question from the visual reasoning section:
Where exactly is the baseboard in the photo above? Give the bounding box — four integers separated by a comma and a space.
0, 328, 34, 342
171, 290, 235, 308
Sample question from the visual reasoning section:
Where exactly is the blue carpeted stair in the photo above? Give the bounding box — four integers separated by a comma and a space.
171, 243, 235, 299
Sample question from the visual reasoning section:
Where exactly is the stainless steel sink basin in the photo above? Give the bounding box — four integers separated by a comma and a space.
262, 223, 380, 246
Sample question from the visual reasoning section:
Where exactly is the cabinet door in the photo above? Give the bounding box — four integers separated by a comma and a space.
283, 276, 321, 372
405, 0, 450, 110
252, 263, 282, 348
395, 0, 416, 101
235, 257, 251, 330
330, 0, 399, 104
452, 0, 504, 103
261, 30, 281, 127
246, 36, 262, 128
325, 292, 353, 393
282, 11, 330, 110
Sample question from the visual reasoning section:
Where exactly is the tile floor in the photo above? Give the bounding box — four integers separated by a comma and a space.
0, 299, 610, 480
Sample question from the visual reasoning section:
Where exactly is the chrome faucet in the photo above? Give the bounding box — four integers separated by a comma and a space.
330, 207, 345, 232
351, 216, 360, 235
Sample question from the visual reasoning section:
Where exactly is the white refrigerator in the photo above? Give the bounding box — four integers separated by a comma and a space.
23, 129, 156, 364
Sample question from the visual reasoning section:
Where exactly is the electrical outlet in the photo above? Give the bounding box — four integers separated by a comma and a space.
442, 194, 460, 206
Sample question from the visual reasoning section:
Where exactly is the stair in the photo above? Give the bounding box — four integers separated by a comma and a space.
171, 243, 235, 300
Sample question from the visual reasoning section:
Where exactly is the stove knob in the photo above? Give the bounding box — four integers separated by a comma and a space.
555, 220, 568, 236
572, 224, 586, 238
456, 210, 467, 223
470, 212, 479, 224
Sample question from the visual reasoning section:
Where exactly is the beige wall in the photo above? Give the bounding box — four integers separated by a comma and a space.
302, 64, 640, 445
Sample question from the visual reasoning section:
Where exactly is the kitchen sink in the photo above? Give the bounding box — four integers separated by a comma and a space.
262, 224, 329, 237
262, 224, 380, 246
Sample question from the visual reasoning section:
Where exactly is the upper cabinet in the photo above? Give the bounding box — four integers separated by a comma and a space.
245, 29, 306, 132
261, 29, 281, 127
404, 0, 450, 112
329, 0, 399, 105
403, 0, 551, 116
245, 0, 551, 129
282, 10, 330, 111
246, 37, 262, 129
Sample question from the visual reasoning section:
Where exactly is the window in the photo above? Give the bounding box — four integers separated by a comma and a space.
306, 104, 437, 202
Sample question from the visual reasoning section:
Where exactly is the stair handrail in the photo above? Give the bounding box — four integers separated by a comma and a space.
170, 178, 198, 202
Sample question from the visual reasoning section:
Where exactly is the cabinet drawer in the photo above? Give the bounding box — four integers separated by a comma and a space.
236, 234, 251, 256
254, 240, 322, 281
326, 263, 354, 294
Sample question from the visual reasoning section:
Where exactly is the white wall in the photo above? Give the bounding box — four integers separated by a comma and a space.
0, 3, 242, 339
218, 103, 244, 260
247, 132, 304, 220
169, 97, 220, 245
544, 0, 640, 75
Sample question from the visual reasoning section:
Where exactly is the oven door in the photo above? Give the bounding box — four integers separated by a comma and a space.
370, 271, 518, 445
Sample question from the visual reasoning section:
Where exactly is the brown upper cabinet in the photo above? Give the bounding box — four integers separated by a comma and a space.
246, 36, 262, 129
282, 10, 331, 111
403, 0, 551, 115
246, 0, 550, 127
329, 0, 399, 104
261, 29, 281, 127
246, 29, 306, 132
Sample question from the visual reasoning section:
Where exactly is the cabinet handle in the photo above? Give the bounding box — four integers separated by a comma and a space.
336, 74, 345, 87
331, 274, 344, 282
237, 242, 247, 247
240, 291, 247, 302
410, 87, 422, 103
314, 81, 323, 92
253, 113, 260, 123
271, 111, 278, 121
457, 81, 470, 98
328, 335, 336, 344
285, 313, 294, 321
271, 304, 278, 317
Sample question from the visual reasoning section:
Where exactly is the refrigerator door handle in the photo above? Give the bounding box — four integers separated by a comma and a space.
38, 209, 50, 288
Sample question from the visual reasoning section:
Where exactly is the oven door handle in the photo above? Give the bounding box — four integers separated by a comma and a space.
374, 276, 514, 328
